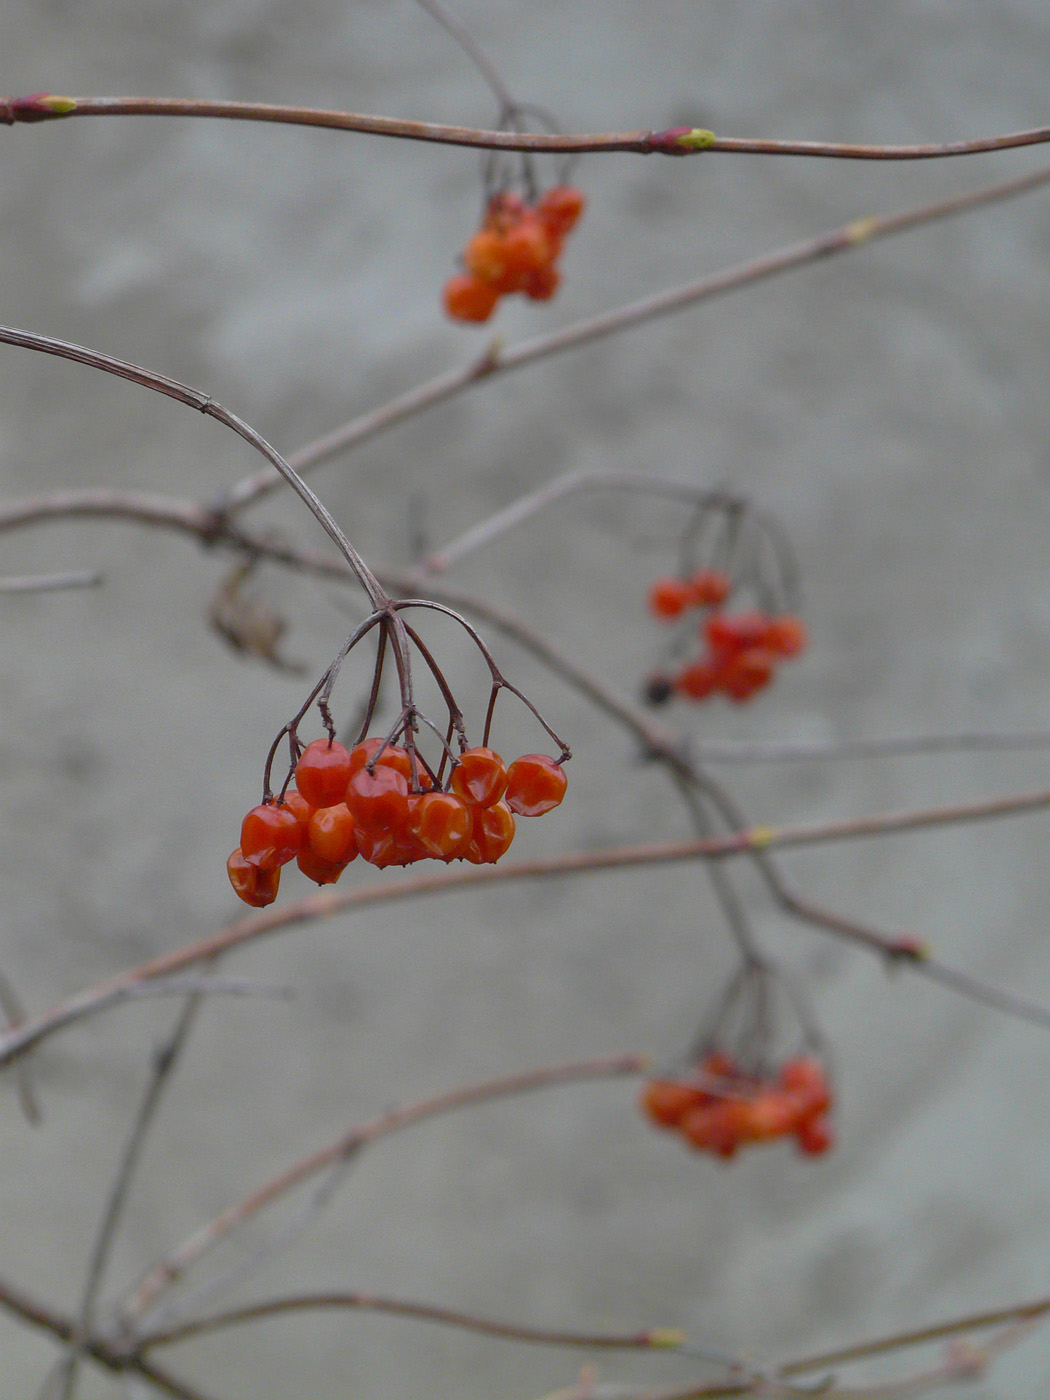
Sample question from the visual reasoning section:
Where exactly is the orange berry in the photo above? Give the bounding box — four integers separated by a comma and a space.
504, 754, 567, 816
345, 764, 410, 835
306, 804, 358, 864
443, 273, 499, 323
687, 569, 731, 608
536, 185, 586, 237
407, 791, 473, 859
463, 228, 510, 285
648, 577, 693, 620
522, 263, 561, 301
765, 614, 809, 657
240, 803, 302, 870
294, 739, 353, 809
450, 747, 507, 808
639, 1078, 703, 1130
296, 844, 349, 886
227, 848, 280, 907
463, 800, 516, 863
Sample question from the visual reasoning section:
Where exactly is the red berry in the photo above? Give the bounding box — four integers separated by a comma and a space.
348, 738, 414, 783
522, 262, 561, 301
795, 1116, 835, 1156
765, 614, 809, 658
647, 576, 693, 620
674, 658, 722, 701
504, 754, 567, 816
450, 747, 508, 808
704, 610, 774, 655
407, 791, 473, 859
779, 1058, 832, 1117
463, 800, 516, 864
443, 273, 499, 323
296, 844, 349, 886
499, 215, 554, 292
720, 648, 776, 702
345, 763, 410, 835
227, 848, 280, 907
240, 803, 302, 870
639, 1078, 704, 1130
294, 739, 353, 809
536, 185, 586, 237
687, 569, 731, 608
276, 787, 314, 830
306, 804, 358, 864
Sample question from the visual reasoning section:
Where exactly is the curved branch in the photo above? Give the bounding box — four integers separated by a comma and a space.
226, 159, 1050, 510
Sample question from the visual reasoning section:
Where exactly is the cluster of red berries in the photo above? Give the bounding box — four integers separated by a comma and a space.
228, 738, 568, 906
645, 569, 808, 704
639, 1052, 834, 1160
443, 185, 586, 323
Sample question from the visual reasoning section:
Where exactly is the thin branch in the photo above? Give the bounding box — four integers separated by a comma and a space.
0, 570, 103, 593
226, 160, 1050, 510
4, 783, 1050, 1074
55, 996, 206, 1400
0, 973, 292, 1068
414, 0, 516, 111
139, 1289, 684, 1353
693, 730, 1050, 764
5, 92, 1050, 161
0, 325, 387, 610
0, 1275, 220, 1400
118, 1053, 645, 1327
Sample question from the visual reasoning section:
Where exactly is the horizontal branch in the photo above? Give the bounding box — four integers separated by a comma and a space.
140, 1290, 683, 1354
4, 94, 1050, 162
120, 1053, 645, 1324
227, 159, 1050, 509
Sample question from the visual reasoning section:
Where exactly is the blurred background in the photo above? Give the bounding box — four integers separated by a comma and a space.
2, 1, 1050, 1395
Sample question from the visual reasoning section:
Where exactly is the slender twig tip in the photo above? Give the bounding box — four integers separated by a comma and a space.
12, 93, 77, 121
648, 125, 717, 154
644, 1327, 686, 1349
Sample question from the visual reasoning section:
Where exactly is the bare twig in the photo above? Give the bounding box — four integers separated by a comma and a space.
226, 160, 1050, 510
54, 996, 207, 1400
139, 1289, 686, 1353
118, 1053, 645, 1327
0, 570, 103, 593
0, 1274, 220, 1400
5, 92, 1050, 162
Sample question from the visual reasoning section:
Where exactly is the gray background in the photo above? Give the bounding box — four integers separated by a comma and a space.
2, 1, 1050, 1396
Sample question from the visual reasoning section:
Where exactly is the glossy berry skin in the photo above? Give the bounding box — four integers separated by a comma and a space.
296, 844, 349, 886
504, 754, 567, 817
345, 764, 410, 834
276, 787, 314, 830
227, 848, 281, 907
306, 804, 358, 864
463, 800, 516, 863
348, 738, 414, 782
407, 791, 473, 859
450, 747, 507, 808
443, 274, 499, 323
240, 803, 302, 870
294, 739, 353, 809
